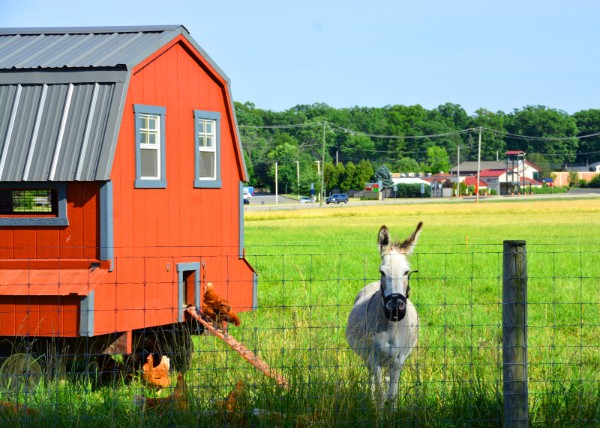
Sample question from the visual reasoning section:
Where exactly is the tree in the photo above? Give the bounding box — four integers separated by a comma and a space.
394, 157, 421, 174
353, 159, 374, 190
425, 146, 451, 174
506, 106, 578, 169
527, 153, 552, 180
334, 162, 345, 190
340, 161, 356, 192
468, 109, 507, 161
339, 134, 375, 162
323, 162, 337, 193
373, 165, 394, 187
573, 109, 600, 165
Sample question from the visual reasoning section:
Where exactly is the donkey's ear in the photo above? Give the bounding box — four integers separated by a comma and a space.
399, 222, 423, 255
378, 225, 391, 254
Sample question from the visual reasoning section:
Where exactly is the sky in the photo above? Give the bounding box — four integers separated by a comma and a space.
1, 0, 598, 115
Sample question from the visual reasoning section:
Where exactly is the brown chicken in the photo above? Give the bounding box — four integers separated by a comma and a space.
0, 401, 38, 416
201, 282, 241, 328
134, 372, 187, 413
216, 380, 248, 413
142, 354, 171, 389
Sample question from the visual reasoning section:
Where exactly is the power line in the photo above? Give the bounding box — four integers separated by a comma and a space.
240, 121, 600, 142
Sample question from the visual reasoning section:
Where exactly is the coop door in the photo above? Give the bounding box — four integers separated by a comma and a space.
183, 270, 195, 307
176, 262, 200, 322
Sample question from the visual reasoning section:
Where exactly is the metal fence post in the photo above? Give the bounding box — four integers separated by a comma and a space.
502, 240, 528, 427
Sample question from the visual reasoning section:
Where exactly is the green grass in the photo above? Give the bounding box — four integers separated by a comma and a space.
2, 198, 599, 426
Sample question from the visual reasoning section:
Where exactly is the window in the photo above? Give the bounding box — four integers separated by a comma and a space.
194, 110, 221, 188
134, 105, 166, 188
0, 189, 56, 214
0, 183, 68, 226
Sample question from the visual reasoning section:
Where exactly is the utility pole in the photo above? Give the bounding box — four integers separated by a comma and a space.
476, 126, 482, 204
457, 145, 461, 197
275, 161, 278, 204
320, 121, 326, 208
295, 160, 300, 199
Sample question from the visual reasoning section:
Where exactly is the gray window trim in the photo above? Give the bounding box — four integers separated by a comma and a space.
194, 110, 221, 188
0, 182, 68, 226
134, 104, 167, 189
176, 262, 201, 322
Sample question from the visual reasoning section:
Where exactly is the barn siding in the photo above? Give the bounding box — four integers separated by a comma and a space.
101, 38, 253, 333
0, 295, 80, 336
0, 182, 101, 259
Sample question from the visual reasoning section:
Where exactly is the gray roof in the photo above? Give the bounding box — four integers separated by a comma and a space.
0, 25, 230, 181
451, 161, 507, 173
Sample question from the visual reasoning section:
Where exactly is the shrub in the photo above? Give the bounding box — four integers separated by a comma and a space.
587, 174, 600, 188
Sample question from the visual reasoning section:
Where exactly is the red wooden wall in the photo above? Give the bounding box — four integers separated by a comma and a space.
92, 36, 253, 335
0, 295, 79, 337
0, 182, 100, 261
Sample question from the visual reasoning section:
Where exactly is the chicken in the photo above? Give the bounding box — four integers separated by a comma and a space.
0, 401, 38, 416
134, 372, 187, 412
201, 282, 241, 328
142, 354, 171, 389
216, 380, 247, 413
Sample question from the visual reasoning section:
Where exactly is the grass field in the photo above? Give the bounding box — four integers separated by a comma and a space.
239, 198, 600, 427
2, 198, 599, 427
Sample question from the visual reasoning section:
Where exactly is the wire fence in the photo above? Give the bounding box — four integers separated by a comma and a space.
0, 242, 598, 426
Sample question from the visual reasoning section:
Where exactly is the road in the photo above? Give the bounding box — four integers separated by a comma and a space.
244, 189, 600, 212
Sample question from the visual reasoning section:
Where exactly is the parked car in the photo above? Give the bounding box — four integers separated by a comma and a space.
243, 189, 251, 204
326, 193, 349, 204
299, 197, 312, 203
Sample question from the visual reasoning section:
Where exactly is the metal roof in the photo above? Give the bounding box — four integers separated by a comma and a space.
0, 25, 231, 181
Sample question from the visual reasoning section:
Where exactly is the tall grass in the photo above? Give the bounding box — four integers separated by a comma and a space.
1, 198, 599, 426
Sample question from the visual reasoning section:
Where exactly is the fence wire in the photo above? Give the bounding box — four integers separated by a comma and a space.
0, 244, 598, 427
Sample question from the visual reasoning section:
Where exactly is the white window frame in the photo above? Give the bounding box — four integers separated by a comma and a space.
194, 110, 221, 188
134, 105, 167, 188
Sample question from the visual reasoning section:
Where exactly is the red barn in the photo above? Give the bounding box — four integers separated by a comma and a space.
0, 26, 256, 377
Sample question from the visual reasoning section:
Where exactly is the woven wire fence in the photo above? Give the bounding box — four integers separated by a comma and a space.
0, 243, 598, 427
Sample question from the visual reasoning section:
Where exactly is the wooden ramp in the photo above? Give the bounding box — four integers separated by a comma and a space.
185, 306, 288, 389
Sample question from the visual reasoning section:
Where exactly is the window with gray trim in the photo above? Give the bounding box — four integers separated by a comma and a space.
194, 110, 221, 188
134, 104, 167, 188
0, 183, 68, 226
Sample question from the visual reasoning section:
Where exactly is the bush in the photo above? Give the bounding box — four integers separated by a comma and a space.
531, 186, 568, 194
392, 183, 431, 198
587, 174, 600, 188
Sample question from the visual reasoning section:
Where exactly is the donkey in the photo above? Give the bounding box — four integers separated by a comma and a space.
346, 222, 423, 408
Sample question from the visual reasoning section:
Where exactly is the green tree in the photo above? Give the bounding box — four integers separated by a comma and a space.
340, 161, 356, 192
334, 162, 345, 191
340, 134, 375, 162
506, 106, 578, 169
527, 153, 552, 180
323, 162, 337, 193
374, 165, 394, 187
468, 109, 507, 161
425, 146, 451, 174
573, 109, 600, 164
393, 157, 421, 174
353, 159, 374, 190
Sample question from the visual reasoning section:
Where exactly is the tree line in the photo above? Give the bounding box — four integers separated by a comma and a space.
235, 102, 600, 195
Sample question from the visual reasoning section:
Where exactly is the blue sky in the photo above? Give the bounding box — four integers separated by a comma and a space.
1, 0, 598, 115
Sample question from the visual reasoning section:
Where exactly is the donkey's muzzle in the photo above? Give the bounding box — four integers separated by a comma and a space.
382, 293, 407, 322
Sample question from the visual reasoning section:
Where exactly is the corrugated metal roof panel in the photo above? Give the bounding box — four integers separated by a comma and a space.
0, 26, 184, 70
0, 25, 235, 182
0, 78, 125, 181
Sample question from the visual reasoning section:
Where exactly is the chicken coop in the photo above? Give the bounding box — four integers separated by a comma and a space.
0, 25, 256, 390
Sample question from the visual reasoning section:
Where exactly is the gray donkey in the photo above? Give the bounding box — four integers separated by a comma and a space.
346, 222, 423, 408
